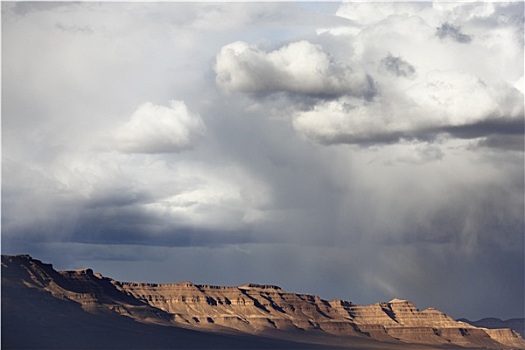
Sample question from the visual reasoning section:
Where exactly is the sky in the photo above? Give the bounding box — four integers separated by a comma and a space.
2, 1, 524, 321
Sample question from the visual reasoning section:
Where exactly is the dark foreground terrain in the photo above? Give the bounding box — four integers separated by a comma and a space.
2, 254, 524, 350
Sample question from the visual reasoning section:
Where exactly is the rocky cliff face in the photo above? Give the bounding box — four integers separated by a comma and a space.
459, 317, 525, 338
117, 281, 524, 348
3, 254, 524, 350
1, 254, 173, 322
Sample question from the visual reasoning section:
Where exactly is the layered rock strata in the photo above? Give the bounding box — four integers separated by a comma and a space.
459, 318, 525, 338
118, 281, 524, 348
3, 254, 524, 349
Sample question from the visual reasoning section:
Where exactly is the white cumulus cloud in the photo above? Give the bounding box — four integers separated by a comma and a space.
293, 70, 523, 145
288, 1, 525, 147
215, 40, 374, 98
113, 100, 206, 154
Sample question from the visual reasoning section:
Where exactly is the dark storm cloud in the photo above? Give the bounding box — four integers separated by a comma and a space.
414, 117, 525, 148
84, 190, 152, 210
3, 195, 261, 249
373, 242, 524, 320
436, 22, 472, 43
440, 116, 525, 139
382, 180, 524, 250
476, 134, 524, 151
296, 116, 524, 149
70, 211, 257, 248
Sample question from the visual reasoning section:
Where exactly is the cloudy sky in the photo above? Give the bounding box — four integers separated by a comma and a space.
2, 1, 524, 321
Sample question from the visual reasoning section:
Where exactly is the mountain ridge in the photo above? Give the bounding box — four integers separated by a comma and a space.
2, 254, 524, 349
458, 318, 525, 339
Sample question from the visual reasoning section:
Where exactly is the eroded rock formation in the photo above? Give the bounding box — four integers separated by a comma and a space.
3, 254, 524, 349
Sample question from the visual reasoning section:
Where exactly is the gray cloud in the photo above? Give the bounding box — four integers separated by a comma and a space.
381, 54, 416, 78
6, 1, 72, 16
215, 3, 523, 150
215, 40, 376, 99
439, 116, 524, 140
292, 71, 523, 147
436, 22, 472, 43
475, 134, 524, 151
317, 116, 525, 148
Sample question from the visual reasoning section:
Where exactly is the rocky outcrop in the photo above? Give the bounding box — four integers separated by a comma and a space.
484, 328, 525, 349
1, 254, 173, 323
115, 280, 362, 335
326, 298, 518, 348
3, 254, 524, 350
459, 317, 525, 338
